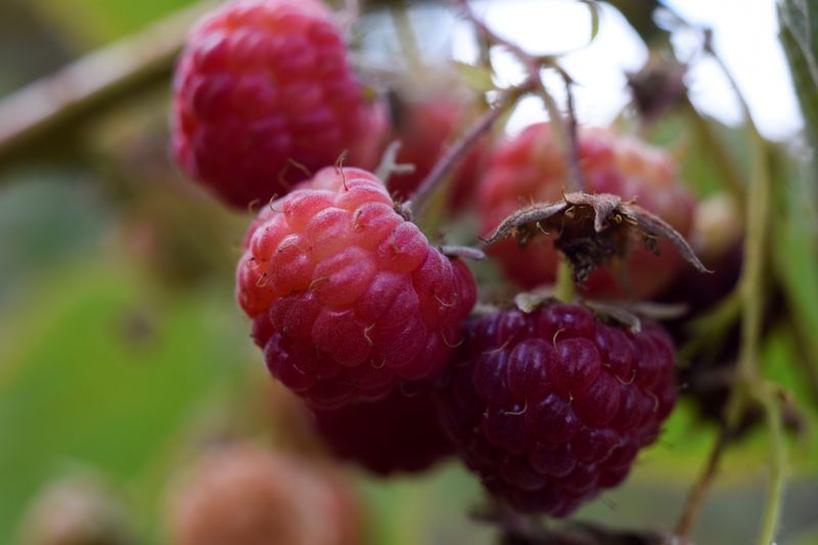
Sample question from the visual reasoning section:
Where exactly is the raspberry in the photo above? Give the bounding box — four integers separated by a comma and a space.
386, 94, 486, 208
169, 444, 361, 545
237, 167, 477, 409
311, 385, 454, 475
435, 303, 677, 516
478, 123, 695, 298
172, 0, 385, 208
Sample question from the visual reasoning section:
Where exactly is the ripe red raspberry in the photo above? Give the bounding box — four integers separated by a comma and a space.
387, 94, 486, 208
172, 0, 385, 209
169, 444, 361, 545
478, 123, 695, 298
237, 167, 477, 409
311, 385, 454, 475
436, 303, 677, 516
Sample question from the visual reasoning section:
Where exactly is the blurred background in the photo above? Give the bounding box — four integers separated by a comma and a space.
1, 0, 817, 544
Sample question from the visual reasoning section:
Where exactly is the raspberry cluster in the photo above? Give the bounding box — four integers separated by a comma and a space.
436, 303, 676, 516
172, 0, 385, 208
478, 123, 695, 298
237, 167, 477, 409
169, 0, 692, 521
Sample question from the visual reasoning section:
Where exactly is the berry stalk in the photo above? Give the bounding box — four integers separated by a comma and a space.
0, 1, 218, 170
554, 257, 576, 303
673, 27, 788, 542
409, 80, 532, 216
454, 0, 586, 192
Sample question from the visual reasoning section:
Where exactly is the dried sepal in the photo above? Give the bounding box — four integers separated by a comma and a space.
483, 192, 709, 283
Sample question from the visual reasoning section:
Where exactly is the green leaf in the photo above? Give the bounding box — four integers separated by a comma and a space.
579, 0, 601, 43
452, 61, 495, 94
28, 0, 201, 47
0, 260, 250, 543
779, 0, 818, 153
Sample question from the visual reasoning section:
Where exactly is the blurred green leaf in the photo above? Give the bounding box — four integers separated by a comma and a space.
453, 61, 495, 94
0, 172, 110, 304
28, 0, 199, 46
0, 259, 250, 544
645, 111, 748, 198
779, 0, 818, 157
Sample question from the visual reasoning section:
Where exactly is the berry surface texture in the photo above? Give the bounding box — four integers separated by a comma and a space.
237, 167, 477, 409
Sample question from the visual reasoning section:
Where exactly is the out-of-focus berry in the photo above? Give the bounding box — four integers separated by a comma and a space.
17, 477, 133, 545
311, 385, 454, 475
478, 123, 695, 299
168, 444, 361, 545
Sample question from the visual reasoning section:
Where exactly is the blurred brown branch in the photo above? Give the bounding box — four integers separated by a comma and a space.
0, 1, 217, 171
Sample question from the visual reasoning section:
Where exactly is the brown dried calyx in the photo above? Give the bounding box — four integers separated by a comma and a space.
482, 192, 709, 283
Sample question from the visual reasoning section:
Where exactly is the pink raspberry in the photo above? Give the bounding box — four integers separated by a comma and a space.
237, 167, 477, 409
172, 0, 385, 209
311, 385, 454, 475
478, 123, 695, 298
169, 444, 361, 545
435, 303, 677, 516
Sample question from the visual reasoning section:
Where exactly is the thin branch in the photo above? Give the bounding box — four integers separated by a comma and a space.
409, 79, 533, 215
556, 66, 585, 192
670, 15, 788, 543
663, 9, 748, 201
453, 0, 585, 192
0, 1, 217, 169
755, 386, 787, 545
674, 427, 729, 539
721, 49, 787, 545
554, 257, 576, 302
453, 0, 532, 67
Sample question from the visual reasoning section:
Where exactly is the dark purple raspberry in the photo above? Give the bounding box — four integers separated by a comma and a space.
310, 385, 454, 475
435, 303, 677, 516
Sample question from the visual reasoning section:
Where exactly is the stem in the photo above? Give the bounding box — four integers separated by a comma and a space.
725, 127, 769, 426
453, 0, 584, 192
755, 387, 787, 545
554, 257, 576, 302
410, 81, 531, 215
0, 1, 217, 169
674, 21, 788, 543
535, 81, 579, 191
674, 427, 728, 539
556, 67, 585, 192
724, 77, 786, 545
